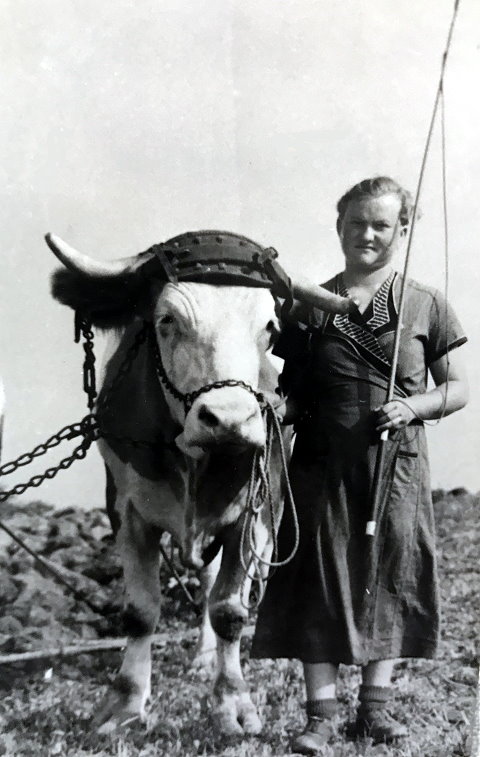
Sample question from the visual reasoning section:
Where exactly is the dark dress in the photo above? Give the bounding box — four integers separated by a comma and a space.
251, 272, 466, 666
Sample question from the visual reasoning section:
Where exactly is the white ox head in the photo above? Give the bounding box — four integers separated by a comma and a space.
46, 230, 354, 458
153, 281, 278, 454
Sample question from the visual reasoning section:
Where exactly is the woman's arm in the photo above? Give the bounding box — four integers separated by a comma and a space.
375, 348, 469, 431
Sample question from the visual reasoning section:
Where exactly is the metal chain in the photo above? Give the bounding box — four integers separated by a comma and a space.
0, 315, 297, 618
0, 420, 92, 477
152, 337, 189, 406
0, 416, 98, 503
0, 322, 153, 489
0, 320, 180, 617
187, 379, 265, 410
75, 312, 97, 410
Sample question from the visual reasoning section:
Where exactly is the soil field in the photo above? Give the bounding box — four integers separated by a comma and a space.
0, 490, 478, 757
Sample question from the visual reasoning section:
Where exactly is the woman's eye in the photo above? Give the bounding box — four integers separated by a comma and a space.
160, 314, 174, 325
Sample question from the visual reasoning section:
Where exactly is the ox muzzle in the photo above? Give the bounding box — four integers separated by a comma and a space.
183, 386, 266, 454
154, 341, 268, 457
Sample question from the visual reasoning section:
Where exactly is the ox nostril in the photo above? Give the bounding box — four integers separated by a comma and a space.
198, 405, 220, 428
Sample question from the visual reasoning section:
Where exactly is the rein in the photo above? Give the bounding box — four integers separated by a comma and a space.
239, 401, 299, 610
150, 323, 299, 602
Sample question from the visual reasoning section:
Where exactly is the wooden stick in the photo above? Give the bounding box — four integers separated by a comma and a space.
364, 0, 460, 541
0, 632, 182, 664
0, 625, 255, 665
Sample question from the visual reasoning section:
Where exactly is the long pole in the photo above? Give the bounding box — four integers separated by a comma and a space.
365, 0, 461, 541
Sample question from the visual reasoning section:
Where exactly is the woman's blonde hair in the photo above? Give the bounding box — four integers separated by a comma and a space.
336, 177, 413, 229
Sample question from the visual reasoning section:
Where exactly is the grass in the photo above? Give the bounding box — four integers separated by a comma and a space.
0, 491, 478, 757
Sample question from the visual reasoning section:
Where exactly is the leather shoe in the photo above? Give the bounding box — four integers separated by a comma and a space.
291, 718, 332, 754
345, 710, 408, 744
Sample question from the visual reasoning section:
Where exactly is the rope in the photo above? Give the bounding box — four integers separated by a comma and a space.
0, 514, 116, 617
437, 80, 451, 422
239, 400, 299, 610
383, 0, 460, 407
158, 541, 201, 615
390, 53, 452, 430
366, 0, 461, 540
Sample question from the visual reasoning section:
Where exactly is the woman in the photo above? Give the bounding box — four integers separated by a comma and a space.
251, 177, 469, 752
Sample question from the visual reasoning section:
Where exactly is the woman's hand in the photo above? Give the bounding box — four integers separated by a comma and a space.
261, 393, 298, 425
375, 400, 416, 432
375, 349, 469, 433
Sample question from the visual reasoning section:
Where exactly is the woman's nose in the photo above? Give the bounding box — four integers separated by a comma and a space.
358, 224, 374, 241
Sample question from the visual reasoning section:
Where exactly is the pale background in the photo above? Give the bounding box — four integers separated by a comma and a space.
1, 0, 478, 508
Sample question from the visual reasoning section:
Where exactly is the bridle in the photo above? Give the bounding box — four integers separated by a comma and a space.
152, 330, 267, 415
140, 230, 290, 416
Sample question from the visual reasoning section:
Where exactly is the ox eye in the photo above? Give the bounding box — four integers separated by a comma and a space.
157, 313, 177, 338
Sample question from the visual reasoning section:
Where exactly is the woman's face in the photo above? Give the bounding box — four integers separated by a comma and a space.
337, 193, 406, 272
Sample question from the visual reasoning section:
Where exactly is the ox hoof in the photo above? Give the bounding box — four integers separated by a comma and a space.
238, 701, 262, 735
211, 694, 262, 737
191, 647, 217, 678
211, 707, 244, 738
93, 689, 146, 734
96, 712, 143, 736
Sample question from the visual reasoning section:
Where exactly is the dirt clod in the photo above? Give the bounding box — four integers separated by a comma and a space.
0, 491, 477, 757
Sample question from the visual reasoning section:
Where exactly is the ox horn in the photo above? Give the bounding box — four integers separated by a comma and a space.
292, 276, 357, 314
45, 233, 142, 278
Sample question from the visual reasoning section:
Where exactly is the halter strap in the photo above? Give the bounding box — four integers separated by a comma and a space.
152, 332, 266, 412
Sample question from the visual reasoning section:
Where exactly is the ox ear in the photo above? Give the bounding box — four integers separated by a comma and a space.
46, 234, 153, 328
51, 267, 150, 328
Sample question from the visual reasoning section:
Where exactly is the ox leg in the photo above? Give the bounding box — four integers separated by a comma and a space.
209, 519, 270, 737
95, 500, 161, 733
191, 550, 221, 675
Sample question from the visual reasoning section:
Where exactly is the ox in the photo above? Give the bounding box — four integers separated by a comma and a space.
46, 230, 351, 737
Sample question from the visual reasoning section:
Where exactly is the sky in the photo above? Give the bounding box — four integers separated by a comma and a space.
0, 0, 479, 508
